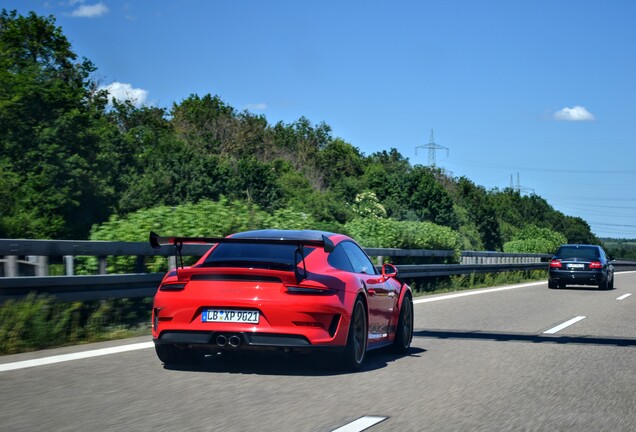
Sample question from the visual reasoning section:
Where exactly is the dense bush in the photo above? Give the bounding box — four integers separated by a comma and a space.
503, 225, 567, 254
345, 218, 460, 251
84, 198, 328, 273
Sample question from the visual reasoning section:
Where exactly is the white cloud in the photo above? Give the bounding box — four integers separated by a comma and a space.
71, 3, 108, 18
100, 82, 149, 107
246, 103, 268, 111
554, 106, 595, 122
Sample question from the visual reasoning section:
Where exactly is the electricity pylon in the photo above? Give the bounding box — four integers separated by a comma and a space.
510, 172, 535, 195
415, 130, 449, 166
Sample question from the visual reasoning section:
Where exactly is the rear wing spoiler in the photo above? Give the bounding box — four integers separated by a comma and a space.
149, 231, 334, 252
149, 231, 334, 283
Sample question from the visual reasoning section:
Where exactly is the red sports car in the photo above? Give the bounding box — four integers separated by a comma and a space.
149, 229, 414, 370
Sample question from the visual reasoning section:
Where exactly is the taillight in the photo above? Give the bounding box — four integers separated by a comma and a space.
589, 261, 603, 269
159, 283, 186, 291
286, 285, 333, 295
549, 259, 562, 268
153, 308, 160, 331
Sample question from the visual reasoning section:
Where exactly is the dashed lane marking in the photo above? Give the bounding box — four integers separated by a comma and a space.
331, 416, 388, 432
543, 316, 586, 334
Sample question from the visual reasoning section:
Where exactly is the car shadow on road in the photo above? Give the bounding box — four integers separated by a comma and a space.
414, 329, 636, 347
551, 285, 615, 291
163, 346, 427, 376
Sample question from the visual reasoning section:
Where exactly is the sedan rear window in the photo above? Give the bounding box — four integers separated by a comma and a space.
556, 246, 600, 260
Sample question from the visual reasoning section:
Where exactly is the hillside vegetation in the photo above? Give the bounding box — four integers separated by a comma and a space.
1, 10, 605, 254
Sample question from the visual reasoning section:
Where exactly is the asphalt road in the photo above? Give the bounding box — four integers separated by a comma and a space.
1, 273, 635, 432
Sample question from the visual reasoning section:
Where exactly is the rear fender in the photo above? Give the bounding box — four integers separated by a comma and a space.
394, 282, 413, 325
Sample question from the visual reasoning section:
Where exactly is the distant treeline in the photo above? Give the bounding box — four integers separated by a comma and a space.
0, 9, 614, 254
600, 239, 636, 260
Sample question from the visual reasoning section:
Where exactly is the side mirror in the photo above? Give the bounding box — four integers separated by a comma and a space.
381, 263, 398, 279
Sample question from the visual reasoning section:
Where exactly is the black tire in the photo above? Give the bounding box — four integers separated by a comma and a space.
392, 294, 413, 354
608, 276, 614, 290
598, 278, 609, 290
548, 280, 557, 289
155, 344, 200, 365
340, 297, 368, 371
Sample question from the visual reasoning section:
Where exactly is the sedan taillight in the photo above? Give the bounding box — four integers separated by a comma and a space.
589, 261, 603, 269
549, 259, 562, 268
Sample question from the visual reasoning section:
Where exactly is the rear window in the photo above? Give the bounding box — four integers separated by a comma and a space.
200, 243, 316, 270
556, 246, 600, 260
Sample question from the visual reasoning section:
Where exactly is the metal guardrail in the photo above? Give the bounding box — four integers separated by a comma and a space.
0, 239, 210, 277
396, 262, 548, 278
4, 238, 633, 302
0, 273, 164, 302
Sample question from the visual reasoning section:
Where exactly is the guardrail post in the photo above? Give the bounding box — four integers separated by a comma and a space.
135, 255, 145, 273
36, 256, 48, 276
377, 256, 384, 266
64, 255, 74, 276
5, 255, 18, 277
98, 256, 107, 275
168, 255, 176, 271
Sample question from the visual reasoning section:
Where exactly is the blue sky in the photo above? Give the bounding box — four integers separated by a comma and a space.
6, 1, 636, 239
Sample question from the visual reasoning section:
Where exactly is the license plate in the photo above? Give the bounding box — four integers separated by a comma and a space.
568, 263, 584, 269
202, 309, 259, 324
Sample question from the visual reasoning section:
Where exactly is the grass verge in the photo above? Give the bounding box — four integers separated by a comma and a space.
410, 269, 547, 297
0, 294, 152, 355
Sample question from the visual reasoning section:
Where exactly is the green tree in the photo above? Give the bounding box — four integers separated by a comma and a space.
224, 156, 284, 210
363, 149, 412, 219
453, 177, 501, 250
405, 166, 458, 228
318, 138, 365, 189
490, 188, 597, 246
0, 9, 117, 238
170, 94, 238, 155
557, 216, 599, 244
271, 117, 332, 188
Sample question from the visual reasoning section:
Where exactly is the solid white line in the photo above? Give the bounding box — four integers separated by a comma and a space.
543, 316, 586, 335
331, 416, 387, 432
414, 281, 545, 304
0, 341, 154, 372
617, 293, 632, 301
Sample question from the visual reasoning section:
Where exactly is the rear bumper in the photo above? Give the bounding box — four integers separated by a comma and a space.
154, 331, 345, 353
152, 288, 352, 347
548, 269, 606, 286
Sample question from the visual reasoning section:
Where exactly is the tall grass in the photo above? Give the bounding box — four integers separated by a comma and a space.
0, 294, 152, 355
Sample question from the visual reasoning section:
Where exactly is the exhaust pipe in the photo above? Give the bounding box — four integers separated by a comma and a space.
228, 335, 241, 347
216, 335, 227, 347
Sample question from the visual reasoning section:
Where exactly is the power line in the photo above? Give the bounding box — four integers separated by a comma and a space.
447, 156, 635, 174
